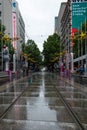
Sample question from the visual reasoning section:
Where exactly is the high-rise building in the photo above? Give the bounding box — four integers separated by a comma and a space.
58, 0, 87, 74
12, 0, 25, 60
61, 0, 72, 72
0, 0, 25, 71
0, 0, 13, 37
54, 17, 58, 34
57, 2, 66, 36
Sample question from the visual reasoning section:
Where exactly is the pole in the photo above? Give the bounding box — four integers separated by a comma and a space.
71, 52, 74, 72
1, 0, 4, 71
85, 19, 87, 76
13, 53, 16, 72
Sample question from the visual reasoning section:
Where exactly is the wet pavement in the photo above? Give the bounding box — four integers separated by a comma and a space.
0, 72, 87, 130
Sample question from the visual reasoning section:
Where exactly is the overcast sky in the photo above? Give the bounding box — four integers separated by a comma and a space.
17, 0, 67, 51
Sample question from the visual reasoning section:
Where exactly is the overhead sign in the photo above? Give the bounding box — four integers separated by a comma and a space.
72, 0, 87, 33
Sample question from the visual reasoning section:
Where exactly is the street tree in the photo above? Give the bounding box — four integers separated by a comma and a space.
43, 33, 61, 67
22, 39, 42, 70
0, 23, 14, 60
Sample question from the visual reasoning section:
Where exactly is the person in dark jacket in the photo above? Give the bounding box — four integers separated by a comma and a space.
78, 66, 84, 75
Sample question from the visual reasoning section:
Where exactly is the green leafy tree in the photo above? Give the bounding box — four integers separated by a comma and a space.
22, 39, 42, 66
0, 23, 14, 55
43, 33, 61, 66
0, 24, 6, 52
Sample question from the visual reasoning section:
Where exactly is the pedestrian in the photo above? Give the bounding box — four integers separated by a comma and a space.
78, 65, 84, 75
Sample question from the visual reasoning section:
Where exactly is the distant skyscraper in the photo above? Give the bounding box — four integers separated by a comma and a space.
54, 17, 58, 34
57, 2, 66, 36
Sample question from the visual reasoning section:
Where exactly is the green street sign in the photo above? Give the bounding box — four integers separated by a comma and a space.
72, 1, 87, 30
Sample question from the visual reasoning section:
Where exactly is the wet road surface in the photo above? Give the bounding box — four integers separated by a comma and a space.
0, 72, 87, 130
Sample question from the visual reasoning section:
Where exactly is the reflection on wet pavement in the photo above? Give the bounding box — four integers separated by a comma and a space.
54, 76, 87, 129
0, 72, 86, 129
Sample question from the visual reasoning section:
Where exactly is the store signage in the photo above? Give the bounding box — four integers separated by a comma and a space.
72, 0, 87, 2
72, 1, 87, 33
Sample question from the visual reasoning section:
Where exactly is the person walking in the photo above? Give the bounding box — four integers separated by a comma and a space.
78, 65, 84, 75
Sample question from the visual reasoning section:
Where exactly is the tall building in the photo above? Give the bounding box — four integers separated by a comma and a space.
71, 0, 87, 72
0, 0, 13, 37
54, 17, 58, 34
57, 2, 66, 36
12, 0, 25, 61
61, 0, 72, 71
0, 0, 25, 71
58, 0, 87, 73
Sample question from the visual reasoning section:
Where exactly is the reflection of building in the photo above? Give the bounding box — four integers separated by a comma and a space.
0, 0, 25, 71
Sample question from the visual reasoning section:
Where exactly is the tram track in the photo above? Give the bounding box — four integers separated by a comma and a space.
0, 75, 33, 121
0, 82, 30, 121
54, 85, 85, 130
0, 72, 86, 130
48, 73, 85, 130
